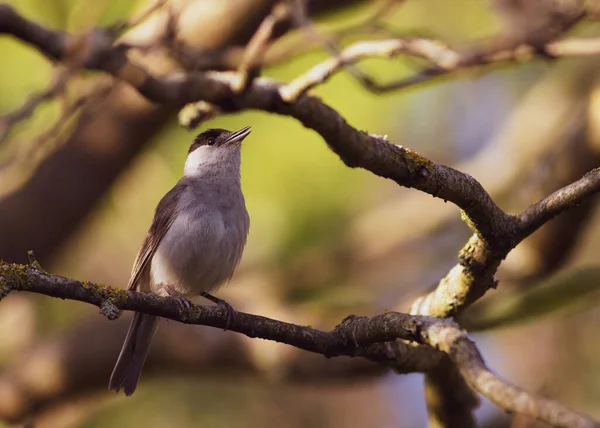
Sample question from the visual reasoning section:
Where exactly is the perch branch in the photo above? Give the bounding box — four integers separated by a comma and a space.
0, 261, 597, 428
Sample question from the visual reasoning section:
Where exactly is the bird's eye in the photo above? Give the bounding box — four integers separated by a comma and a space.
207, 138, 216, 146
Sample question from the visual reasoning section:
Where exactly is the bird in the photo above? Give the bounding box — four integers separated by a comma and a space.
109, 126, 252, 396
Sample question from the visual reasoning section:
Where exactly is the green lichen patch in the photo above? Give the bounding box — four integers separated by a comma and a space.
460, 209, 479, 234
401, 148, 435, 176
0, 260, 31, 290
86, 282, 129, 306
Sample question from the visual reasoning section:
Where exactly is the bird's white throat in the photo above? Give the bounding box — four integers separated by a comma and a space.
183, 145, 241, 178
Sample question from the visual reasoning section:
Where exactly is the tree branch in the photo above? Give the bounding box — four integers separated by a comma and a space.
279, 35, 600, 101
278, 38, 456, 101
0, 70, 69, 143
518, 168, 600, 238
0, 4, 518, 244
3, 2, 596, 255
233, 1, 295, 92
0, 260, 430, 360
412, 168, 600, 318
2, 4, 600, 427
0, 260, 597, 428
5, 3, 596, 319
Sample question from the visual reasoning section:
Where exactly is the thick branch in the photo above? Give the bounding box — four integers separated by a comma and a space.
0, 261, 597, 428
0, 3, 518, 245
6, 3, 600, 253
412, 168, 600, 318
425, 322, 599, 428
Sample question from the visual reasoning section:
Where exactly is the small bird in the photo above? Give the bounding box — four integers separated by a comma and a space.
109, 126, 252, 396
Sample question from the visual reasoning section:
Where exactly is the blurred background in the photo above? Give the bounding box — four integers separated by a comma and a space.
1, 0, 600, 427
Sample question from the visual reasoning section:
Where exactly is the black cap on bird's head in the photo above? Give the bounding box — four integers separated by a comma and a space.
189, 126, 252, 154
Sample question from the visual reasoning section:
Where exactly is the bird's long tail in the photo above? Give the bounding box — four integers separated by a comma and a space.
109, 313, 159, 396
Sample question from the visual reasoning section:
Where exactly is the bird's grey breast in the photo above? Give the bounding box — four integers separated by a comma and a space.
150, 178, 249, 297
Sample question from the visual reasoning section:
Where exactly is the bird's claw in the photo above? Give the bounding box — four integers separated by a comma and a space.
200, 292, 235, 331
166, 289, 193, 310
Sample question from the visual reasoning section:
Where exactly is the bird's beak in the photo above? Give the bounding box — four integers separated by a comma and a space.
225, 126, 252, 145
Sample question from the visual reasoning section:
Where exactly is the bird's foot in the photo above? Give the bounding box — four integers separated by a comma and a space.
200, 292, 235, 330
166, 288, 193, 311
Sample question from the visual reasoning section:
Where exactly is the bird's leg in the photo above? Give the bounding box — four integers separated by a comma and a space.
200, 292, 235, 330
165, 286, 193, 310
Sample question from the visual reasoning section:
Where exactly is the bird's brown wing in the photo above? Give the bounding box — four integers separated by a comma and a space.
127, 182, 187, 291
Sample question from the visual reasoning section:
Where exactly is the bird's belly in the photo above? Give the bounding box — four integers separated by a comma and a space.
149, 209, 245, 297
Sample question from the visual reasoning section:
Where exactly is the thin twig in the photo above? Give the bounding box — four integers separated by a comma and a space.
234, 1, 294, 92
290, 0, 378, 93
111, 0, 168, 34
279, 38, 456, 101
261, 0, 405, 67
280, 34, 600, 101
0, 80, 113, 197
0, 70, 70, 143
